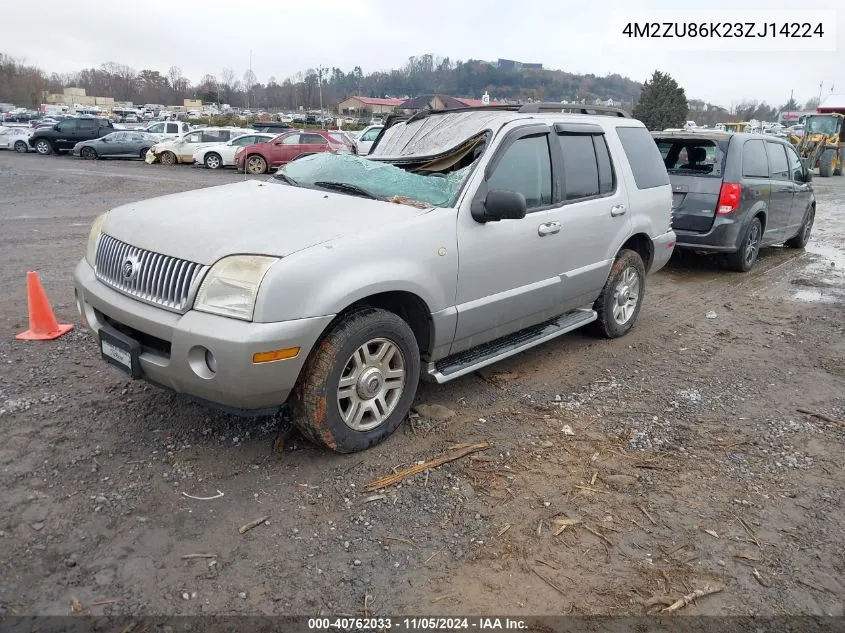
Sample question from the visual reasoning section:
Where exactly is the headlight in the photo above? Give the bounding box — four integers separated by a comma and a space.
194, 255, 278, 321
86, 212, 108, 267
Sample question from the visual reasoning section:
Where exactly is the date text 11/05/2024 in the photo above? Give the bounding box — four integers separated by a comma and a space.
622, 22, 825, 38
307, 617, 528, 630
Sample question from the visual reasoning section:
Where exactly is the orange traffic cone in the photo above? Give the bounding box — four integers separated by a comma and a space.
15, 271, 74, 341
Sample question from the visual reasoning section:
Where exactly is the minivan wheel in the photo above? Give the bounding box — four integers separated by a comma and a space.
34, 139, 53, 155
724, 217, 762, 272
591, 249, 646, 339
785, 205, 814, 249
292, 308, 420, 453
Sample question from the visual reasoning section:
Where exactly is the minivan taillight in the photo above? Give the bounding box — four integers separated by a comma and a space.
716, 183, 741, 215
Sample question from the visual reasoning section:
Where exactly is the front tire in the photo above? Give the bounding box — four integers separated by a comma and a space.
724, 216, 762, 272
591, 249, 646, 339
834, 151, 843, 176
80, 146, 97, 160
14, 140, 28, 153
246, 154, 267, 174
292, 308, 420, 453
159, 151, 176, 165
204, 152, 222, 169
785, 205, 814, 249
34, 139, 53, 155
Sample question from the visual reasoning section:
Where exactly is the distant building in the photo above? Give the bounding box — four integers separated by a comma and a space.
184, 99, 203, 109
336, 96, 405, 116
43, 87, 114, 108
398, 94, 500, 111
495, 58, 543, 71
817, 93, 845, 113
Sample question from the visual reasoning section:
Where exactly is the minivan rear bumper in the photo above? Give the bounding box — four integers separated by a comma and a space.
674, 215, 745, 253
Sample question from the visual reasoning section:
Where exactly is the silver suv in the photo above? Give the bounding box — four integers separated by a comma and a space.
74, 104, 676, 453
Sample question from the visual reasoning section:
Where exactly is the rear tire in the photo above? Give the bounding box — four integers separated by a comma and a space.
785, 205, 814, 249
834, 152, 843, 176
292, 308, 420, 453
591, 249, 646, 339
34, 139, 53, 155
14, 140, 28, 153
819, 149, 834, 177
723, 216, 762, 272
204, 152, 222, 169
159, 151, 176, 165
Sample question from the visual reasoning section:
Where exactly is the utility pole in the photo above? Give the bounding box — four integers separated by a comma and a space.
317, 65, 325, 128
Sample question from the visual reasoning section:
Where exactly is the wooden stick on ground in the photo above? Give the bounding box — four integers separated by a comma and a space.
238, 515, 270, 535
661, 585, 724, 613
530, 566, 566, 595
364, 443, 490, 491
181, 553, 217, 559
796, 408, 840, 424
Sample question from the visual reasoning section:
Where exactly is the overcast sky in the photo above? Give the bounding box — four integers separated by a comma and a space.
3, 0, 842, 109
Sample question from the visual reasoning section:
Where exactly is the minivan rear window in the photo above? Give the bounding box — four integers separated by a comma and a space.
654, 138, 724, 177
616, 126, 670, 190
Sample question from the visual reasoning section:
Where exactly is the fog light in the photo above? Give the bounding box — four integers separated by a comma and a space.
205, 349, 218, 373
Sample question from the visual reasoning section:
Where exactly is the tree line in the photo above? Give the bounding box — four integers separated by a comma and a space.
2, 52, 643, 110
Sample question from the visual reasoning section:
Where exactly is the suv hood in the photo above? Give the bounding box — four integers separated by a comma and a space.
101, 180, 431, 265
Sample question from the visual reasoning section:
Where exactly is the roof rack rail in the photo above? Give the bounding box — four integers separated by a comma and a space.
518, 102, 631, 117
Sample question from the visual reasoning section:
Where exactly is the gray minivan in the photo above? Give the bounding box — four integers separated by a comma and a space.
653, 131, 815, 271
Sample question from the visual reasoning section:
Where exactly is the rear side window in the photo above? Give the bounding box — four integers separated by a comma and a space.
766, 142, 789, 179
742, 140, 769, 178
557, 134, 615, 200
301, 133, 328, 145
616, 126, 670, 189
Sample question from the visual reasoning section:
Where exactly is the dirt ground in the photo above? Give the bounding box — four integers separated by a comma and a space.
1, 152, 844, 618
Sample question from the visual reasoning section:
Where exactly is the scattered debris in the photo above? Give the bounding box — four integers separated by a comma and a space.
552, 518, 582, 536
535, 559, 559, 570
363, 494, 386, 504
530, 566, 567, 596
706, 311, 718, 319
91, 599, 119, 606
703, 529, 719, 539
796, 408, 840, 424
364, 443, 490, 491
733, 550, 762, 562
70, 595, 85, 615
382, 536, 414, 547
562, 425, 575, 436
660, 585, 724, 613
752, 568, 771, 587
181, 490, 224, 501
413, 404, 456, 422
238, 515, 270, 535
497, 524, 512, 537
637, 504, 658, 526
424, 548, 444, 564
181, 553, 217, 560
583, 525, 613, 546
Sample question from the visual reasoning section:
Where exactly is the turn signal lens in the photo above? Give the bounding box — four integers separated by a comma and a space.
252, 347, 300, 364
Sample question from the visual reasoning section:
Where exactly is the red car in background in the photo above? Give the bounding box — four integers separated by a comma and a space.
235, 129, 350, 174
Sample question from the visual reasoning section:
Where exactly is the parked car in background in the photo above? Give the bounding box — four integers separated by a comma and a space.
234, 129, 349, 174
147, 127, 254, 165
29, 117, 115, 155
653, 131, 815, 271
354, 124, 383, 155
0, 126, 34, 153
72, 131, 164, 160
143, 121, 192, 137
251, 122, 293, 134
193, 132, 276, 169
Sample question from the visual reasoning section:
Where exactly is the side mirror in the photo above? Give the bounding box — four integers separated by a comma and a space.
472, 189, 527, 223
803, 168, 813, 182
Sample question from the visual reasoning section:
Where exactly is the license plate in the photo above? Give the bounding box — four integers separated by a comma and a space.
99, 326, 142, 378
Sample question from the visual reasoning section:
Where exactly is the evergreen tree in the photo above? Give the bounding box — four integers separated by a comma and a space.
632, 70, 688, 130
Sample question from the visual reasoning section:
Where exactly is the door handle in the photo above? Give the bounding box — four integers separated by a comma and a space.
611, 204, 627, 217
538, 221, 561, 236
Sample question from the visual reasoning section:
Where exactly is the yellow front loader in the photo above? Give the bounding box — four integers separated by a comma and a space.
791, 113, 844, 177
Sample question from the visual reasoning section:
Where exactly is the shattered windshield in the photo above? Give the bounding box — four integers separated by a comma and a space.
805, 116, 839, 135
271, 153, 474, 207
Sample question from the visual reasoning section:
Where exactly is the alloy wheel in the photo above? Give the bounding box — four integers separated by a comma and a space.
336, 338, 406, 432
612, 267, 641, 325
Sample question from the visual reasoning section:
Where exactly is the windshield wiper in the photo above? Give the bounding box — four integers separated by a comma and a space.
272, 172, 298, 186
313, 181, 379, 200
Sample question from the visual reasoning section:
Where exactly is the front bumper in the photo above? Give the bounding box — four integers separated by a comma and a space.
649, 230, 677, 273
74, 259, 334, 412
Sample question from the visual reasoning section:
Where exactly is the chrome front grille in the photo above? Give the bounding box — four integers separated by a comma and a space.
94, 233, 208, 313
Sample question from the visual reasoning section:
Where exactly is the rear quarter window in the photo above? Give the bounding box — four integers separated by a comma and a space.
616, 126, 670, 190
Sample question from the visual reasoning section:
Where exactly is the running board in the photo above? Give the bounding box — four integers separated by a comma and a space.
428, 308, 597, 383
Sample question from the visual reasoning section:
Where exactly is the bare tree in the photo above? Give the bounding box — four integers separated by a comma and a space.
219, 68, 236, 103
167, 66, 182, 90
242, 69, 257, 108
